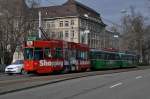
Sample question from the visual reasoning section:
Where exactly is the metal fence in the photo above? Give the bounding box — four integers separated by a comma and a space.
0, 64, 6, 73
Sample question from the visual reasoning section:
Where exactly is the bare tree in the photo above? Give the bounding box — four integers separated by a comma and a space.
0, 0, 40, 65
121, 7, 146, 63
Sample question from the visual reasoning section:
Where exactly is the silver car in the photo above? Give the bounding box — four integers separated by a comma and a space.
5, 60, 24, 75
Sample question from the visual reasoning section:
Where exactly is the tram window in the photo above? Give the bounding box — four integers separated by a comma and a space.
96, 54, 100, 59
110, 54, 113, 60
109, 54, 112, 60
84, 52, 88, 59
126, 55, 129, 60
125, 55, 128, 60
55, 48, 63, 58
64, 48, 68, 59
127, 55, 130, 60
78, 51, 82, 59
34, 48, 43, 60
24, 48, 33, 60
119, 54, 123, 60
112, 53, 116, 60
76, 51, 80, 59
128, 55, 130, 60
89, 52, 94, 59
97, 52, 102, 59
44, 48, 52, 58
81, 52, 84, 59
72, 50, 76, 58
77, 51, 87, 60
123, 55, 126, 60
116, 54, 120, 60
123, 55, 125, 60
102, 53, 106, 60
92, 52, 96, 59
102, 53, 105, 60
105, 54, 108, 60
103, 53, 106, 60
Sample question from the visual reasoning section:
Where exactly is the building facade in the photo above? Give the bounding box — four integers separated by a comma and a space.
33, 0, 106, 49
104, 30, 120, 49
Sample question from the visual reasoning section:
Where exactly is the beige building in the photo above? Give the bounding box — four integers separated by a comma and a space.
33, 0, 106, 49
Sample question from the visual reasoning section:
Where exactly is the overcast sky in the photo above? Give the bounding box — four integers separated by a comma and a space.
41, 0, 150, 26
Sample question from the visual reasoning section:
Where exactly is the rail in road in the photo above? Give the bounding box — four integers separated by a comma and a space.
0, 66, 149, 95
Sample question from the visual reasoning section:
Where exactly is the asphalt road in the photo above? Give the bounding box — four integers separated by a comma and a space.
0, 73, 30, 81
0, 69, 150, 99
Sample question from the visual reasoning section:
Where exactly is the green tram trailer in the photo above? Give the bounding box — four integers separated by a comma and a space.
90, 49, 138, 70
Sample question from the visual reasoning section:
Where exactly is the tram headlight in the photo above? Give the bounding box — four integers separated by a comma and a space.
27, 41, 33, 46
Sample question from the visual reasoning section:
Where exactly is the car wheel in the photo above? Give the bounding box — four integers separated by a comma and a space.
62, 66, 68, 74
71, 65, 76, 72
7, 73, 13, 75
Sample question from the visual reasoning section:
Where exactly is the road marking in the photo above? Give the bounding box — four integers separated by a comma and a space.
136, 76, 143, 79
110, 82, 123, 88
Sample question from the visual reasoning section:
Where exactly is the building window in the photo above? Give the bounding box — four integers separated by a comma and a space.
65, 21, 69, 27
58, 31, 63, 39
59, 21, 63, 27
65, 31, 69, 38
47, 23, 51, 28
71, 30, 75, 38
71, 20, 74, 25
80, 20, 82, 26
52, 32, 55, 38
51, 22, 55, 27
46, 21, 55, 28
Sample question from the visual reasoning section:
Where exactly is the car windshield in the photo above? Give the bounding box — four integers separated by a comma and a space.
12, 60, 23, 64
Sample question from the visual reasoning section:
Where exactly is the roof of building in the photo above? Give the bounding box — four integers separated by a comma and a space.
37, 0, 99, 18
33, 0, 106, 26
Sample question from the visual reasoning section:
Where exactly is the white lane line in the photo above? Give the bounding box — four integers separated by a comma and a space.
110, 82, 123, 88
136, 76, 143, 79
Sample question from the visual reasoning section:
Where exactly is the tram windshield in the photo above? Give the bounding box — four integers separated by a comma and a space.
24, 48, 43, 60
24, 48, 33, 60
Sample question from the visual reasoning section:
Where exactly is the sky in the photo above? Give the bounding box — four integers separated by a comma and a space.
40, 0, 150, 27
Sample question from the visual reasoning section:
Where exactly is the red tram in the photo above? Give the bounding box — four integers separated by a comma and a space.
23, 40, 90, 74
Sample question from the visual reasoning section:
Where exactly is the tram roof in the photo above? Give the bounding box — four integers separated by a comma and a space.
90, 49, 137, 56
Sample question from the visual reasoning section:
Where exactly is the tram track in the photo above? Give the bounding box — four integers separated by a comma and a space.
0, 66, 149, 95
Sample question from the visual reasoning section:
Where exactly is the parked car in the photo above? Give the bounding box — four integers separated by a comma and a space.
5, 60, 24, 75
